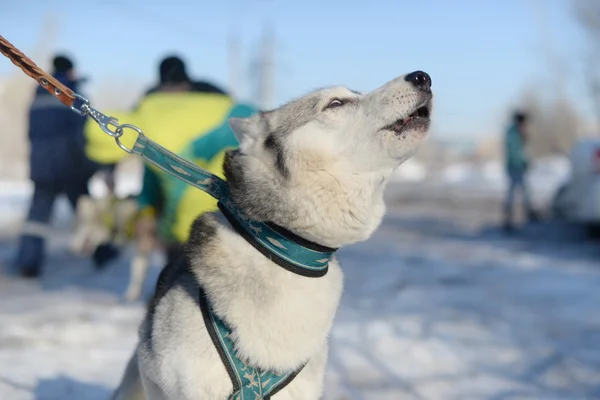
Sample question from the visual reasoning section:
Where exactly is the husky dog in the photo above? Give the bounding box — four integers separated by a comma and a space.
113, 71, 433, 399
70, 194, 141, 286
123, 213, 159, 302
69, 195, 139, 256
69, 195, 112, 256
69, 192, 164, 303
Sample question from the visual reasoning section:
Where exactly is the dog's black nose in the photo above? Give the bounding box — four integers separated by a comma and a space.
405, 71, 431, 90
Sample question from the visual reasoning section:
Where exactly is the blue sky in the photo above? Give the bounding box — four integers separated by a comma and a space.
0, 0, 590, 139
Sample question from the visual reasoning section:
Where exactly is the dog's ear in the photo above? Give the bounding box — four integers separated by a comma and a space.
229, 115, 262, 145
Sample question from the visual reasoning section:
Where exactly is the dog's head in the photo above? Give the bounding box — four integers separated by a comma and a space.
224, 71, 433, 247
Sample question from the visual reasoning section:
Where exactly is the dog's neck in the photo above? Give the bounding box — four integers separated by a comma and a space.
188, 213, 345, 372
224, 150, 389, 249
285, 169, 388, 248
187, 151, 386, 372
217, 199, 336, 277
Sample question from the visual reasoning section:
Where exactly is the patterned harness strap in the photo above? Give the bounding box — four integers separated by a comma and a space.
198, 286, 304, 400
133, 134, 337, 278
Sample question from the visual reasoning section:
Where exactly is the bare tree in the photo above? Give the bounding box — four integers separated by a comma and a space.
520, 88, 546, 157
506, 0, 585, 159
519, 88, 581, 157
573, 0, 600, 130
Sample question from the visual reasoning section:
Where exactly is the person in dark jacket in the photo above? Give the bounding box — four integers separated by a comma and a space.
14, 54, 96, 278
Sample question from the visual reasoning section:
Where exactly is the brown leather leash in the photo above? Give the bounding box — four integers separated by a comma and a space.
0, 35, 134, 151
0, 33, 337, 296
0, 35, 76, 108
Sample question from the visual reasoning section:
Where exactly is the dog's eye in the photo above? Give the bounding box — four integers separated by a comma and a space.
325, 99, 345, 110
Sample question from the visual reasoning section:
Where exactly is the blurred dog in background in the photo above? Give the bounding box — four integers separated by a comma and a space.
70, 193, 157, 301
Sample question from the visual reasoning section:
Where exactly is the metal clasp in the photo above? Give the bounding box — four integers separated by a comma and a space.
88, 107, 121, 137
114, 124, 144, 154
70, 93, 90, 116
69, 92, 145, 155
71, 93, 120, 137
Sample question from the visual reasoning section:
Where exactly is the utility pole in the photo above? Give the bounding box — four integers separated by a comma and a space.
261, 21, 276, 110
252, 20, 275, 110
228, 0, 244, 101
228, 30, 242, 100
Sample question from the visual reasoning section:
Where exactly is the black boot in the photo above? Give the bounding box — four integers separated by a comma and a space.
502, 221, 516, 234
19, 265, 41, 278
527, 209, 541, 223
92, 242, 121, 269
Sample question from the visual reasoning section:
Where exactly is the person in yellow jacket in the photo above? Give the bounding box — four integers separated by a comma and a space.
84, 55, 258, 267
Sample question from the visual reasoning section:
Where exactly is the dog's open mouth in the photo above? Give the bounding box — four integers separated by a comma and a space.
382, 102, 431, 135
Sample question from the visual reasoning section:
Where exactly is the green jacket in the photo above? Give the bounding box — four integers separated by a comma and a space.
138, 103, 258, 243
505, 123, 528, 171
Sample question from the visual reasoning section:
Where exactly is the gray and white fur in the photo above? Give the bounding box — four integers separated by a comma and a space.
112, 71, 433, 399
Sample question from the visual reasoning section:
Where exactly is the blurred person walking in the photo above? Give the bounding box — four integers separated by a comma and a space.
503, 111, 539, 232
131, 55, 239, 267
92, 55, 258, 302
14, 55, 96, 278
85, 55, 256, 279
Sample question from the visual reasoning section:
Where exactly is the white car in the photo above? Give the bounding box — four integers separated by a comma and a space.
552, 137, 600, 237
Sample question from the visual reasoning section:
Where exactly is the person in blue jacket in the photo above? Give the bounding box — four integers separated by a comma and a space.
14, 55, 96, 278
504, 111, 539, 232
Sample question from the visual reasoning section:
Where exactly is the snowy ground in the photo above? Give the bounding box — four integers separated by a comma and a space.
0, 178, 599, 400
